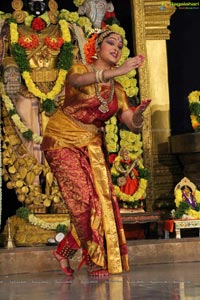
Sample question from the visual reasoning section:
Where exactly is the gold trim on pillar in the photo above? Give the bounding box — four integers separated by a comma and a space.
144, 1, 176, 40
130, 0, 176, 210
131, 0, 153, 202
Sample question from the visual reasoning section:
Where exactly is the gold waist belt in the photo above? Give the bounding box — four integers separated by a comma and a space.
31, 69, 58, 83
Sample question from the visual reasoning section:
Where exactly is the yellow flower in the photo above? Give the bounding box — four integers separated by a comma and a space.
118, 46, 130, 64
11, 115, 20, 122
67, 12, 79, 23
188, 90, 200, 103
125, 132, 137, 143
0, 12, 11, 20
10, 23, 18, 44
190, 114, 200, 130
59, 20, 71, 42
77, 17, 92, 33
116, 76, 130, 88
194, 190, 200, 202
32, 134, 43, 144
105, 133, 118, 143
105, 124, 118, 133
114, 177, 147, 202
73, 0, 85, 7
40, 11, 51, 26
107, 142, 119, 153
186, 209, 200, 219
110, 116, 117, 125
109, 24, 126, 40
22, 70, 67, 101
59, 9, 70, 19
25, 15, 34, 27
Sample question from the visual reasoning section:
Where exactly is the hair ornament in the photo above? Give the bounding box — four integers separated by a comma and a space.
84, 27, 120, 64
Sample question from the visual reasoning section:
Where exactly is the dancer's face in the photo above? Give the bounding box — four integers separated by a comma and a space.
97, 33, 123, 66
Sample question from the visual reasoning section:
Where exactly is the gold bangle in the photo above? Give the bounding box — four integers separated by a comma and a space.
95, 70, 104, 83
98, 69, 104, 83
102, 70, 109, 83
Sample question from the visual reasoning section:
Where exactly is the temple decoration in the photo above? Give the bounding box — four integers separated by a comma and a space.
131, 0, 176, 212
0, 0, 150, 244
171, 177, 200, 219
188, 90, 200, 132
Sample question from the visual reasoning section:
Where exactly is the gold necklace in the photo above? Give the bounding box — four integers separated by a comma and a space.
92, 66, 115, 113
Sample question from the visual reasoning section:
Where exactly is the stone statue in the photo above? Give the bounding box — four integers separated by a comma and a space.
78, 0, 114, 28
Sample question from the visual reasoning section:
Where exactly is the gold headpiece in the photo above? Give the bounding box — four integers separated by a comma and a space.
174, 177, 196, 193
95, 29, 117, 48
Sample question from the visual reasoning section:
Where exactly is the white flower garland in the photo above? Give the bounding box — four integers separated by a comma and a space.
28, 214, 70, 230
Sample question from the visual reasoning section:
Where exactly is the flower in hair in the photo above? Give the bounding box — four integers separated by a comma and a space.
84, 33, 98, 64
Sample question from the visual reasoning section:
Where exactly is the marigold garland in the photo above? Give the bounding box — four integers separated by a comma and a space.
44, 36, 64, 50
105, 117, 149, 207
18, 34, 39, 49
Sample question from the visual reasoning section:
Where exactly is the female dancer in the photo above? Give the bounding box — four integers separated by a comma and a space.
41, 29, 151, 276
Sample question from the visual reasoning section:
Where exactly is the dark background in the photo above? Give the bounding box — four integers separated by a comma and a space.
0, 0, 200, 230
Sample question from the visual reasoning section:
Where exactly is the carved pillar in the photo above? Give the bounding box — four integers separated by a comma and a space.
131, 1, 181, 212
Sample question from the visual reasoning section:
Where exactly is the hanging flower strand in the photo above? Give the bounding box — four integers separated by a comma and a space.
1, 82, 43, 144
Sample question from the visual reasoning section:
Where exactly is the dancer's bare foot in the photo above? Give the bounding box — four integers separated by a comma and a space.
53, 251, 74, 276
88, 265, 109, 276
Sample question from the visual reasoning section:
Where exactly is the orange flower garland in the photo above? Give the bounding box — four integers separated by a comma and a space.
18, 34, 39, 50
45, 36, 64, 50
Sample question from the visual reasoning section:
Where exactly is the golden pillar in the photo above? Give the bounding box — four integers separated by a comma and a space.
131, 1, 176, 211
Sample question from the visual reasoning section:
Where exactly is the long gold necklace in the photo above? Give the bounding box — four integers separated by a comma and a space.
94, 80, 115, 113
92, 65, 115, 113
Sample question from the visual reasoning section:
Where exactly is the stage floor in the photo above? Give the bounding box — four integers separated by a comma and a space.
1, 261, 200, 300
1, 238, 200, 299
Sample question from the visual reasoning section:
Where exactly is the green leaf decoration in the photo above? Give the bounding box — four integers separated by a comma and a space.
22, 129, 33, 141
56, 224, 67, 234
57, 42, 74, 71
8, 109, 17, 117
11, 43, 30, 73
42, 99, 56, 113
16, 207, 32, 220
